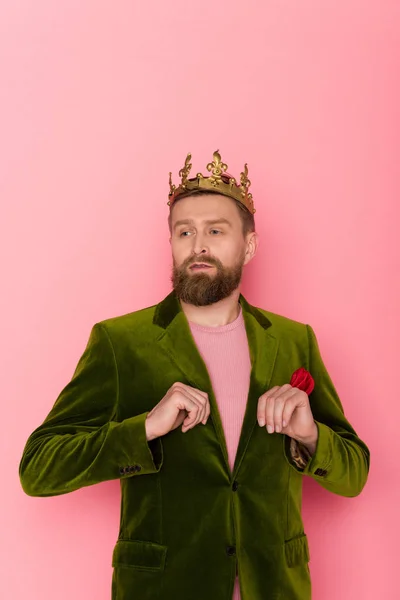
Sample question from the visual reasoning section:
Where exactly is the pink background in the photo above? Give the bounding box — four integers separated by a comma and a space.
2, 1, 399, 598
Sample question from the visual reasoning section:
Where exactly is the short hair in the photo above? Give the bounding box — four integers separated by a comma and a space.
167, 190, 256, 237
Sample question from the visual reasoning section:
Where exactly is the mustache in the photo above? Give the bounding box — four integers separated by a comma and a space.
185, 256, 220, 268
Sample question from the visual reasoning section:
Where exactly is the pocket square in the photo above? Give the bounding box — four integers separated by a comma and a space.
290, 367, 314, 395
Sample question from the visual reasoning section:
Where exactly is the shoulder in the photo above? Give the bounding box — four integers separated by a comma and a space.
246, 297, 307, 330
94, 301, 161, 343
246, 301, 310, 345
258, 305, 306, 328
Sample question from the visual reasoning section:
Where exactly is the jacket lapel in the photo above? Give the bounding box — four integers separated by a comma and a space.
153, 290, 280, 480
233, 295, 279, 478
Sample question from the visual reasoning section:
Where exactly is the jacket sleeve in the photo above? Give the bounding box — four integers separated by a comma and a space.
283, 324, 370, 497
19, 322, 163, 497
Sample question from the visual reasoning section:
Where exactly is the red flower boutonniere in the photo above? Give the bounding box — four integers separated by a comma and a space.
290, 367, 314, 395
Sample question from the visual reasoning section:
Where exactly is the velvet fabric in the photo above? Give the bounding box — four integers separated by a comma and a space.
19, 290, 370, 600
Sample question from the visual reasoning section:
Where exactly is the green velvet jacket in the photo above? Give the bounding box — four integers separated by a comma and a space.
19, 290, 370, 600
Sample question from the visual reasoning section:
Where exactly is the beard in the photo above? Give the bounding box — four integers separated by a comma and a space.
171, 251, 245, 306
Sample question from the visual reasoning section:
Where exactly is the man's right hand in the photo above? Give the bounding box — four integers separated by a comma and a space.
145, 382, 211, 441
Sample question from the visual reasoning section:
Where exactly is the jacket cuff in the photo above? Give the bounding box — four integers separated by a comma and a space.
289, 438, 313, 470
113, 412, 163, 478
283, 420, 332, 478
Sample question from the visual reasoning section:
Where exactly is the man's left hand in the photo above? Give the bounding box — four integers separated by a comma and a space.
257, 384, 318, 449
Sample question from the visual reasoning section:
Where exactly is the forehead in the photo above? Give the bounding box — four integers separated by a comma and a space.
170, 193, 239, 223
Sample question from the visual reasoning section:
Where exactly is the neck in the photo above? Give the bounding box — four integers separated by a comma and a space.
179, 290, 241, 327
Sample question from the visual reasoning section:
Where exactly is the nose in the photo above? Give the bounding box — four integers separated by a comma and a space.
192, 233, 209, 256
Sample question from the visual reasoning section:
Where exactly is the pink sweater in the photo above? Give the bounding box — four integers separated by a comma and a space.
188, 303, 251, 600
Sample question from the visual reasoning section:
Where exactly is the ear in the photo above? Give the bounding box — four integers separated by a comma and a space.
243, 231, 259, 266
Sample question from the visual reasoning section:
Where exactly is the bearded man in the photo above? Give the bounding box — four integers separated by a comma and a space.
19, 150, 370, 600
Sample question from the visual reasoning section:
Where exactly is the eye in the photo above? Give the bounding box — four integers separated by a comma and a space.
179, 231, 191, 237
210, 229, 222, 234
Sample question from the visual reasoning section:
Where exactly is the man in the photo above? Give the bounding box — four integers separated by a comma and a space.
19, 150, 370, 600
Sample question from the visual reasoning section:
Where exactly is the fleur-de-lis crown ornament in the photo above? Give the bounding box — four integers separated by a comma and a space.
168, 150, 256, 214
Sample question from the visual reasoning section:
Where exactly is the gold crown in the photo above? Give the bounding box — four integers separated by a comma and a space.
167, 150, 256, 214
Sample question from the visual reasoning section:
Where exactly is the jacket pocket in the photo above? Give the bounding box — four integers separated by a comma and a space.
112, 539, 167, 572
284, 533, 310, 567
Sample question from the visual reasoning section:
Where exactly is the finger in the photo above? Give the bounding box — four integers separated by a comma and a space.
178, 395, 201, 431
178, 382, 209, 402
184, 387, 210, 425
179, 383, 210, 424
265, 394, 276, 433
274, 383, 293, 395
281, 395, 298, 429
181, 391, 209, 431
172, 384, 209, 426
263, 385, 287, 432
273, 388, 298, 432
265, 385, 281, 395
257, 394, 268, 427
188, 391, 208, 425
203, 398, 211, 424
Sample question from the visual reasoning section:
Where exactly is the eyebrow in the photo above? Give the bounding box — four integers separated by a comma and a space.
173, 218, 232, 231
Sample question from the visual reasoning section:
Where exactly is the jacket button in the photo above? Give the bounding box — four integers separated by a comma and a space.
314, 468, 327, 477
226, 546, 236, 556
119, 467, 125, 475
134, 465, 142, 472
232, 481, 239, 492
128, 466, 135, 473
